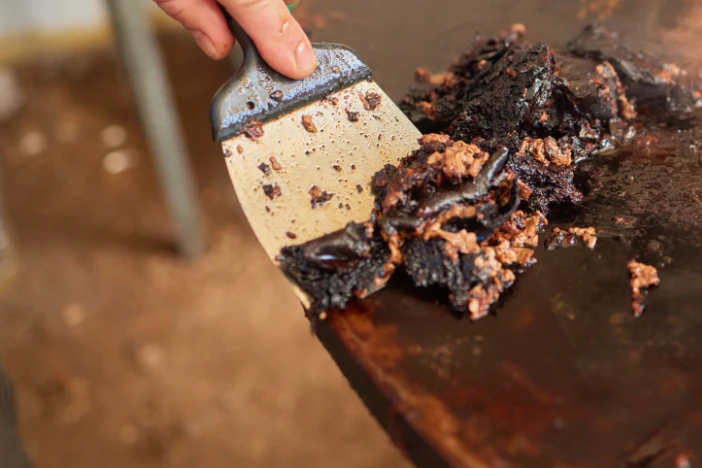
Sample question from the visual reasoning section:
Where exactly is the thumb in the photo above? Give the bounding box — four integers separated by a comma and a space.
220, 0, 317, 79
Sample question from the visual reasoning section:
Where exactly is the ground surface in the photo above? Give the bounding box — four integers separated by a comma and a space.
0, 28, 410, 468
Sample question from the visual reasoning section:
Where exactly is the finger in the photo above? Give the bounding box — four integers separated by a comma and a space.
153, 0, 234, 60
221, 0, 316, 79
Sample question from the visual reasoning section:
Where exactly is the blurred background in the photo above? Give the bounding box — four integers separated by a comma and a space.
0, 1, 414, 466
1, 0, 701, 466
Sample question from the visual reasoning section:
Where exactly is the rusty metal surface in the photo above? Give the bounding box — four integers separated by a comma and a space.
306, 0, 702, 466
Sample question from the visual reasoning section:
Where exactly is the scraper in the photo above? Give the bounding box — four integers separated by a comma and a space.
210, 11, 422, 309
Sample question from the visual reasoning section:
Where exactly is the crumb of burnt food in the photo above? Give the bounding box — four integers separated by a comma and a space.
301, 115, 318, 133
269, 156, 282, 171
346, 109, 360, 122
570, 227, 597, 248
286, 232, 297, 239
309, 185, 334, 208
262, 183, 281, 200
241, 119, 264, 140
257, 162, 271, 175
613, 215, 637, 225
359, 92, 382, 110
323, 96, 339, 105
628, 260, 660, 317
356, 184, 364, 193
332, 165, 342, 172
546, 226, 597, 250
278, 23, 699, 319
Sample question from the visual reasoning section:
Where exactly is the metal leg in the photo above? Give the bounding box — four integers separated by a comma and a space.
0, 171, 17, 292
105, 0, 205, 258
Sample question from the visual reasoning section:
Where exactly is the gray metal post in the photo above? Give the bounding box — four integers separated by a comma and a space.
105, 0, 205, 258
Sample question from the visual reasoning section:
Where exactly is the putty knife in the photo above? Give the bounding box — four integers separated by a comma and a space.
210, 14, 422, 309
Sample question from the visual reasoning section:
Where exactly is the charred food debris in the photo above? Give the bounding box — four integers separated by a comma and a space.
628, 260, 660, 317
546, 226, 597, 250
302, 114, 319, 133
277, 24, 699, 319
241, 119, 264, 140
360, 92, 382, 111
262, 183, 281, 200
309, 185, 335, 208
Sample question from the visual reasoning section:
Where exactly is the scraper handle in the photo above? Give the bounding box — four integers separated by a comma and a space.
210, 4, 374, 143
217, 5, 259, 69
217, 3, 298, 77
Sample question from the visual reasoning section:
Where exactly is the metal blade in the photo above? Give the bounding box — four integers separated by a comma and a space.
220, 81, 421, 308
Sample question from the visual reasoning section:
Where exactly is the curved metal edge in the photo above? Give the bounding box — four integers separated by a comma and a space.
210, 42, 373, 143
315, 315, 453, 468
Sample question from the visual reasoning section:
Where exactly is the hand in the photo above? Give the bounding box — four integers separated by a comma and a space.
153, 0, 317, 79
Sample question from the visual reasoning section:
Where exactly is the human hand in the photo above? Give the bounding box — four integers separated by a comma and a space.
153, 0, 317, 79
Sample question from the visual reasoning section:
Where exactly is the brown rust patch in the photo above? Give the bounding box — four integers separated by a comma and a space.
326, 309, 492, 468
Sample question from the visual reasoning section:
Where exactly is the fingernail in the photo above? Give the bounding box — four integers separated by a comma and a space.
295, 39, 317, 74
192, 31, 218, 59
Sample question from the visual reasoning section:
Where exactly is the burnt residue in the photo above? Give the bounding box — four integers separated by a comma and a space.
346, 110, 360, 122
415, 147, 509, 217
262, 183, 281, 199
309, 185, 335, 208
280, 23, 702, 320
241, 118, 264, 140
257, 162, 271, 175
545, 226, 597, 250
567, 24, 700, 116
301, 222, 371, 269
360, 92, 382, 110
278, 223, 390, 313
302, 114, 318, 133
282, 135, 534, 317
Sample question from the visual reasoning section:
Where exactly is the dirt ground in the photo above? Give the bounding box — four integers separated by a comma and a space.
0, 28, 410, 468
